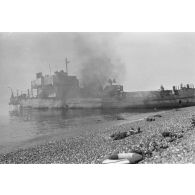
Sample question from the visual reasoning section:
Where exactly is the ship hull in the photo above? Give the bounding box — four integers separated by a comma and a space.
13, 96, 195, 109
102, 96, 195, 109
18, 98, 102, 109
20, 98, 67, 109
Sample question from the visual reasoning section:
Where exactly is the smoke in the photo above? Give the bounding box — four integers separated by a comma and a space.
73, 33, 126, 92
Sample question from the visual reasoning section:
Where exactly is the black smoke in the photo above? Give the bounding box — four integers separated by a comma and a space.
73, 33, 126, 96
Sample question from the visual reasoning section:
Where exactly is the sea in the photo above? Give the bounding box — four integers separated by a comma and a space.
0, 104, 161, 154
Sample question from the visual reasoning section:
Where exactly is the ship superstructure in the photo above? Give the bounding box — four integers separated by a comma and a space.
9, 59, 102, 108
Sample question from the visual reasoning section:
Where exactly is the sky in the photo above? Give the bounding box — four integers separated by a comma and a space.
1, 32, 195, 110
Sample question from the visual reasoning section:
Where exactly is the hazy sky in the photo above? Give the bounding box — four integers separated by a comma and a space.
1, 32, 195, 108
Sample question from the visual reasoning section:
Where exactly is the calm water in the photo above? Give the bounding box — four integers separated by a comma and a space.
0, 106, 160, 153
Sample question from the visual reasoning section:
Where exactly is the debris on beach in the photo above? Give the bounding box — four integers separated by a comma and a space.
102, 159, 130, 164
102, 152, 143, 164
153, 114, 162, 118
191, 115, 195, 127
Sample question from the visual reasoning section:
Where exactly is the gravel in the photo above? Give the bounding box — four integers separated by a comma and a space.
1, 106, 195, 164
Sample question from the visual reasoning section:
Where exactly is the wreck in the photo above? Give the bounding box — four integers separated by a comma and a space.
9, 60, 195, 109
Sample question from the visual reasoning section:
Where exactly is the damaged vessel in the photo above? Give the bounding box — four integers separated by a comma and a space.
9, 60, 195, 109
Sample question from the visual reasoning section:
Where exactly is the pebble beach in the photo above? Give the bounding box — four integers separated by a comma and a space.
1, 106, 195, 164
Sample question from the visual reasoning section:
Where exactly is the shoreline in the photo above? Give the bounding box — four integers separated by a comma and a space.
0, 109, 163, 154
0, 107, 195, 163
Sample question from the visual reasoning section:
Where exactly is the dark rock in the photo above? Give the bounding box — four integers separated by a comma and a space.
146, 117, 155, 122
177, 134, 183, 139
162, 131, 173, 138
160, 143, 169, 149
137, 127, 141, 133
166, 137, 176, 142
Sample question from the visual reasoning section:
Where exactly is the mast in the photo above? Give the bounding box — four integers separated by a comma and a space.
49, 64, 51, 76
65, 58, 70, 75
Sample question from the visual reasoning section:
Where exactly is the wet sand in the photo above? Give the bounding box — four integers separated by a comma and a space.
0, 106, 195, 163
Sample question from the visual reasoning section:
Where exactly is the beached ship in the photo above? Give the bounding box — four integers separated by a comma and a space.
102, 83, 195, 109
9, 60, 195, 109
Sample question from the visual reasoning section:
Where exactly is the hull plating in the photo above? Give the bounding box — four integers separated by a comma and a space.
15, 96, 195, 109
